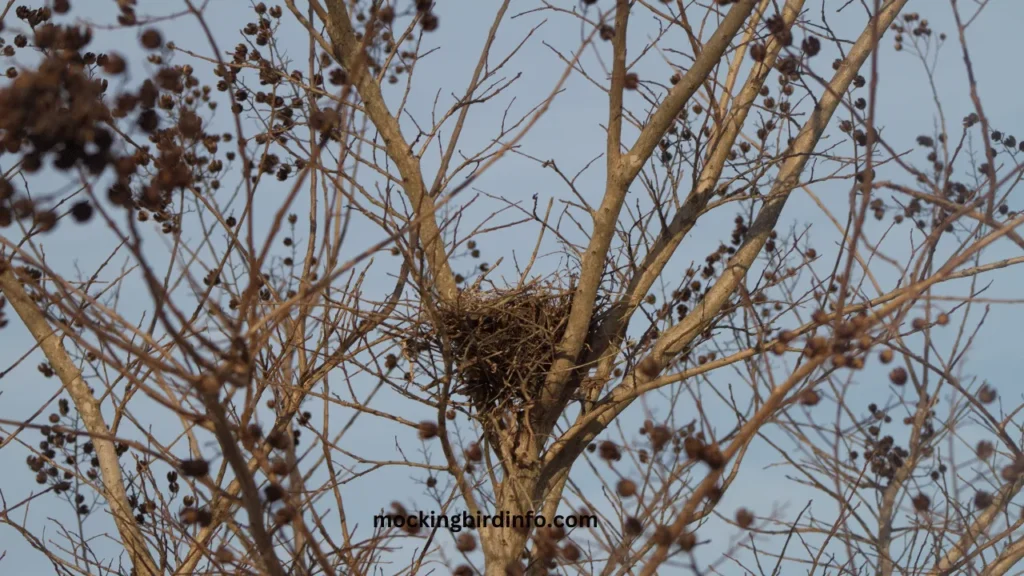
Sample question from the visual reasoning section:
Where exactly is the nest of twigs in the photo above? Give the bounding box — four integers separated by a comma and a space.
431, 284, 576, 414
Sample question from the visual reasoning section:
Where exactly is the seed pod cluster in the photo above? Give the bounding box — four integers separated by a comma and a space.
801, 309, 877, 369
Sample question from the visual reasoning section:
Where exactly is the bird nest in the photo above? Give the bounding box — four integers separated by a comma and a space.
429, 284, 577, 414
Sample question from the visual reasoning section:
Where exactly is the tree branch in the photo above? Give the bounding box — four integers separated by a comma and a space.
541, 0, 908, 491
536, 0, 758, 431
0, 266, 161, 576
587, 0, 803, 384
320, 0, 458, 301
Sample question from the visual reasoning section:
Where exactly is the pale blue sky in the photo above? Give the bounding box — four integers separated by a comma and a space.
2, 1, 1024, 574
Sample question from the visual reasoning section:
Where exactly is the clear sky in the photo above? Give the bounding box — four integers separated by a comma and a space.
2, 0, 1024, 573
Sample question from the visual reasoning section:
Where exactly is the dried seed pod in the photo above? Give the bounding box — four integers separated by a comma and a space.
617, 479, 637, 498
735, 508, 755, 529
623, 516, 643, 536
649, 525, 674, 547
140, 29, 162, 50
750, 42, 767, 62
418, 421, 438, 440
807, 336, 828, 353
974, 491, 993, 510
598, 440, 621, 461
560, 543, 581, 562
196, 373, 220, 395
266, 430, 291, 450
1001, 456, 1024, 481
699, 444, 725, 469
419, 12, 439, 32
836, 322, 856, 339
274, 506, 296, 525
180, 507, 212, 526
802, 35, 821, 56
263, 483, 284, 502
455, 533, 477, 552
546, 525, 566, 541
214, 546, 235, 563
799, 389, 821, 406
244, 423, 263, 444
70, 202, 93, 222
977, 385, 997, 404
889, 367, 908, 385
976, 440, 995, 460
858, 335, 873, 350
683, 436, 704, 459
649, 425, 671, 452
179, 459, 209, 477
677, 530, 697, 551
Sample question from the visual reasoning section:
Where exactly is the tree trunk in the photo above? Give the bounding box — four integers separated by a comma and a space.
0, 267, 161, 576
480, 466, 540, 575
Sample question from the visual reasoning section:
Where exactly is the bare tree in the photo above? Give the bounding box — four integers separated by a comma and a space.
1, 0, 1023, 575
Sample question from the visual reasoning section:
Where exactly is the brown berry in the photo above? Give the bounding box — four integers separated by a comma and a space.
649, 425, 672, 452
180, 507, 212, 526
976, 440, 995, 460
652, 525, 675, 547
598, 440, 621, 461
799, 389, 821, 406
617, 479, 637, 498
455, 533, 477, 552
889, 367, 908, 385
977, 384, 997, 404
420, 12, 439, 32
214, 547, 235, 563
735, 508, 754, 528
263, 483, 284, 502
749, 43, 767, 62
418, 421, 438, 440
179, 459, 210, 477
974, 491, 993, 510
141, 29, 163, 50
699, 444, 725, 469
103, 53, 127, 75
464, 442, 482, 462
